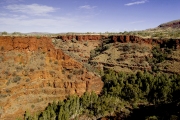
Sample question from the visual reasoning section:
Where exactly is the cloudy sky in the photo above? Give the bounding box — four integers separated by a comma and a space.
0, 0, 180, 33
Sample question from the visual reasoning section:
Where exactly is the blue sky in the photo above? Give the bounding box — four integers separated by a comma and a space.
0, 0, 180, 33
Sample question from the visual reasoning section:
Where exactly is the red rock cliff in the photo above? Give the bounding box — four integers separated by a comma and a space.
110, 35, 180, 49
56, 35, 104, 41
0, 36, 103, 120
56, 34, 180, 48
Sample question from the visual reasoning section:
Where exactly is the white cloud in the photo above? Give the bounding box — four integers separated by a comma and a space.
79, 5, 97, 10
0, 3, 99, 32
5, 4, 57, 16
0, 13, 8, 16
0, 15, 83, 33
125, 0, 148, 6
0, 16, 77, 27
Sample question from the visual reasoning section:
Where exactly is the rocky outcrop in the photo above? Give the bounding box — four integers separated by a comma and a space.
158, 19, 180, 28
0, 36, 103, 120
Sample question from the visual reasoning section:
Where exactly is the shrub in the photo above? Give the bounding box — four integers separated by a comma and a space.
145, 116, 158, 120
90, 50, 96, 58
67, 74, 73, 79
62, 69, 65, 74
170, 115, 178, 120
6, 80, 11, 86
123, 45, 131, 52
1, 31, 7, 35
40, 63, 44, 66
26, 79, 30, 82
12, 76, 21, 83
36, 36, 41, 39
84, 42, 88, 46
31, 104, 35, 109
71, 39, 77, 43
49, 71, 56, 76
39, 56, 44, 60
54, 61, 58, 64
24, 70, 28, 76
12, 72, 16, 76
30, 68, 34, 72
16, 66, 23, 71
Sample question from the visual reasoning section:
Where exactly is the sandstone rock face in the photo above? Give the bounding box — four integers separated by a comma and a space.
54, 35, 180, 73
0, 36, 103, 120
56, 35, 103, 41
110, 35, 180, 49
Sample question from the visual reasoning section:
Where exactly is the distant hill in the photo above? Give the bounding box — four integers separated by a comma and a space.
25, 32, 52, 35
158, 19, 180, 28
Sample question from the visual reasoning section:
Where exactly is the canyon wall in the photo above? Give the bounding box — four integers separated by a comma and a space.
56, 35, 180, 48
56, 35, 105, 41
0, 36, 103, 120
0, 35, 180, 119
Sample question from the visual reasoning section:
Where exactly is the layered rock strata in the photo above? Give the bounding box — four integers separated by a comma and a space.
0, 36, 103, 120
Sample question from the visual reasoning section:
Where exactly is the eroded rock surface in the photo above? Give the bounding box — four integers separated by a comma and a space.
54, 35, 180, 73
0, 36, 103, 120
1, 34, 180, 119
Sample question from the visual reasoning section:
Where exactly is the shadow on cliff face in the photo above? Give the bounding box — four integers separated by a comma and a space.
125, 102, 180, 120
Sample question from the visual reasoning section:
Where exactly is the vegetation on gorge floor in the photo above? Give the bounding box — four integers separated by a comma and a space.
23, 68, 180, 120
